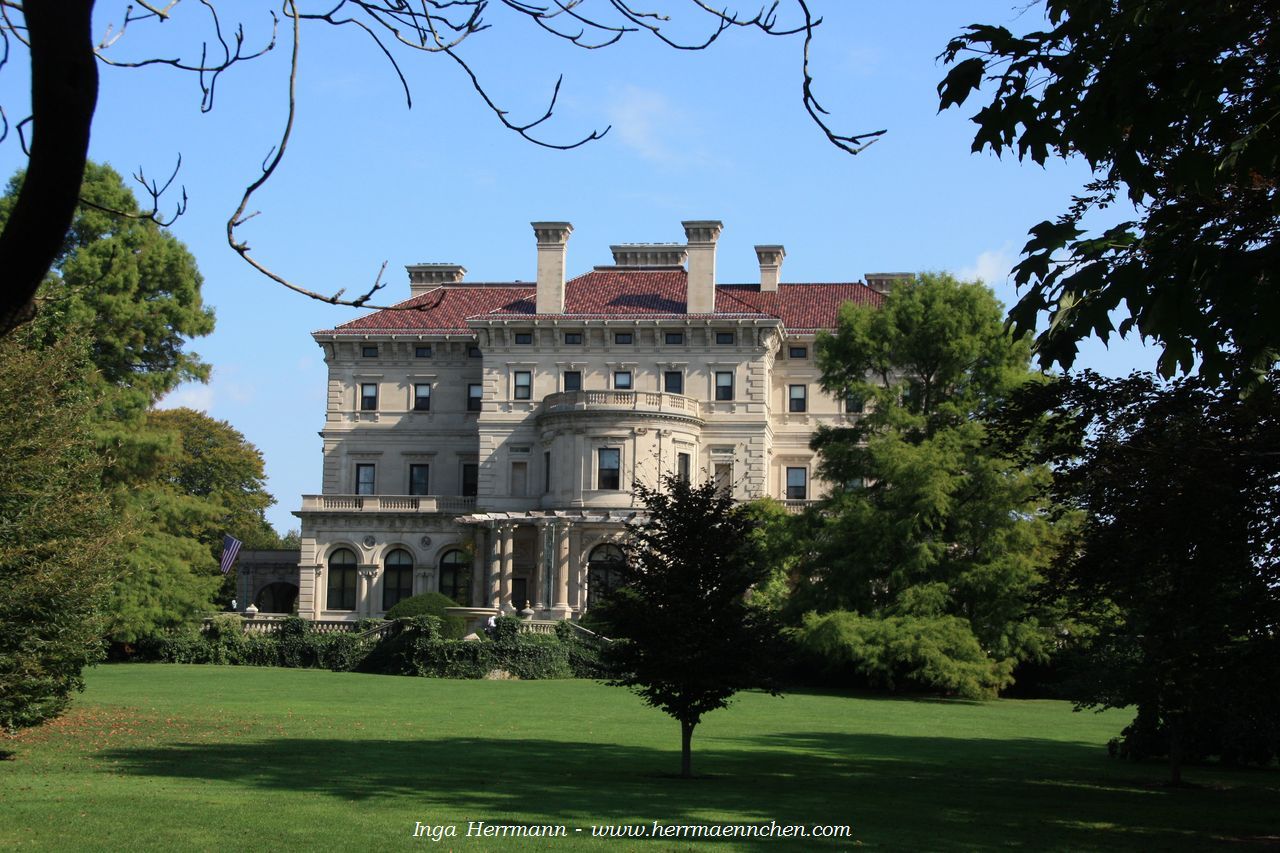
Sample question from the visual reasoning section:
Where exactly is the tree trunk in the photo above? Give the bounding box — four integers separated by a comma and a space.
1168, 712, 1184, 786
680, 719, 695, 779
0, 0, 99, 337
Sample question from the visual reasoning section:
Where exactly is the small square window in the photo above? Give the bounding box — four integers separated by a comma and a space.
786, 467, 807, 500
356, 464, 376, 495
598, 448, 621, 491
409, 464, 430, 496
716, 331, 735, 345
468, 345, 482, 358
413, 383, 431, 412
467, 384, 483, 412
665, 332, 684, 345
514, 332, 533, 345
514, 371, 532, 400
564, 332, 583, 345
715, 371, 734, 401
789, 384, 807, 413
614, 332, 633, 345
613, 371, 633, 390
361, 345, 378, 358
415, 345, 432, 358
663, 371, 684, 395
789, 345, 808, 359
563, 371, 582, 392
845, 392, 865, 414
360, 383, 378, 411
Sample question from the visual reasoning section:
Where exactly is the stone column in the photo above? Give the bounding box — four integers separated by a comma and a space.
358, 566, 378, 617
532, 522, 548, 611
567, 527, 583, 612
553, 522, 572, 617
486, 522, 501, 609
470, 526, 486, 607
311, 566, 324, 619
499, 524, 515, 613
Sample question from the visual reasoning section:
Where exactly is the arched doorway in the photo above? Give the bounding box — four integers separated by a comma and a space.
586, 543, 625, 610
255, 582, 299, 613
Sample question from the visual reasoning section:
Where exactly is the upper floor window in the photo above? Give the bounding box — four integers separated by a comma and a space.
467, 384, 483, 412
715, 371, 734, 401
665, 332, 684, 345
614, 332, 633, 345
413, 383, 431, 411
716, 331, 735, 345
598, 448, 621, 490
514, 332, 533, 345
409, 463, 430, 496
382, 549, 414, 611
468, 345, 482, 358
461, 463, 478, 497
415, 345, 432, 358
327, 548, 357, 611
563, 371, 582, 392
361, 345, 378, 358
845, 392, 865, 414
789, 384, 808, 413
789, 345, 808, 359
514, 371, 532, 400
786, 467, 808, 500
663, 371, 684, 395
355, 464, 376, 495
564, 332, 583, 345
360, 383, 378, 411
613, 370, 633, 390
543, 451, 552, 493
677, 452, 691, 483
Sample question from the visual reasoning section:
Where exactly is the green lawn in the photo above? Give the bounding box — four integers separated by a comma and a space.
1, 666, 1276, 851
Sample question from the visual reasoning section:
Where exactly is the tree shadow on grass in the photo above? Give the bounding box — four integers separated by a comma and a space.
97, 731, 1279, 850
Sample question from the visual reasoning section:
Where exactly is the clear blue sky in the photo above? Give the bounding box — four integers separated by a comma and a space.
0, 2, 1153, 534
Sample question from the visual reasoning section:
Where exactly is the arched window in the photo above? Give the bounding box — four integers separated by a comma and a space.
439, 549, 471, 606
587, 543, 625, 609
382, 548, 414, 611
327, 548, 357, 611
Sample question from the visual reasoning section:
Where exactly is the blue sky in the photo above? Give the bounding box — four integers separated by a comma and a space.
0, 2, 1154, 533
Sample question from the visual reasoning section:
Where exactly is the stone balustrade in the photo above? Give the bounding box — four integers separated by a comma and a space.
540, 389, 702, 418
299, 494, 478, 514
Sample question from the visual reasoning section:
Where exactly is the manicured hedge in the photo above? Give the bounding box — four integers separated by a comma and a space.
383, 592, 468, 638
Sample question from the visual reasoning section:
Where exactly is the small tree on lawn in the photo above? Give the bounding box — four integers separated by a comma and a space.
600, 475, 782, 779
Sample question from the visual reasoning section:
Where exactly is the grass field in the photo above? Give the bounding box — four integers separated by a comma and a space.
1, 665, 1277, 851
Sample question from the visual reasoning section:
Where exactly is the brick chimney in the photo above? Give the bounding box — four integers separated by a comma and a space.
682, 220, 722, 314
755, 245, 785, 292
406, 263, 466, 297
532, 222, 573, 314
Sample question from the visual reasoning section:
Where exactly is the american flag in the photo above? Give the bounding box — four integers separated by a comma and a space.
219, 534, 243, 575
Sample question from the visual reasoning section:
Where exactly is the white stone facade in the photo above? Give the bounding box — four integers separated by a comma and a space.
295, 220, 903, 623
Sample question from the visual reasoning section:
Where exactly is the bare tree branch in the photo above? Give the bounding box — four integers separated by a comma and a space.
797, 0, 884, 155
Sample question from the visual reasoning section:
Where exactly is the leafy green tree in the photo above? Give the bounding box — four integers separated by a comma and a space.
793, 273, 1064, 698
600, 475, 783, 778
0, 331, 124, 734
938, 1, 1279, 384
993, 371, 1280, 783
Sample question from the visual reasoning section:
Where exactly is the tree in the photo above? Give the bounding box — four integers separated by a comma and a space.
792, 272, 1065, 698
938, 1, 1279, 385
992, 371, 1280, 783
0, 330, 124, 735
0, 1, 879, 335
599, 475, 782, 778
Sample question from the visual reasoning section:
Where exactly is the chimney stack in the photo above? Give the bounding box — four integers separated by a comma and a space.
532, 221, 573, 314
864, 272, 914, 296
682, 220, 723, 314
406, 263, 466, 297
755, 245, 785, 292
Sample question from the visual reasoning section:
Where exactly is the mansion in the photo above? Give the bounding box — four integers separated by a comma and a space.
291, 220, 903, 624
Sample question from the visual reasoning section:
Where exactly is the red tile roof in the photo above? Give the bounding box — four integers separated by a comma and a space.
322, 269, 883, 335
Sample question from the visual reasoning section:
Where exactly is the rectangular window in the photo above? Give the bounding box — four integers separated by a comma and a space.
413, 383, 431, 411
468, 345, 482, 358
677, 452, 691, 483
544, 451, 552, 493
789, 345, 807, 359
361, 345, 378, 358
514, 332, 533, 345
613, 370, 632, 390
382, 566, 413, 612
409, 464, 430, 496
327, 567, 356, 611
360, 383, 378, 411
514, 371, 532, 400
714, 462, 733, 494
663, 371, 684, 394
510, 461, 528, 497
467, 384, 482, 412
598, 448, 621, 491
665, 332, 684, 345
563, 371, 582, 392
614, 332, 633, 345
786, 467, 808, 500
716, 331, 735, 345
845, 392, 865, 414
415, 345, 432, 358
355, 464, 375, 495
789, 384, 808, 413
461, 463, 478, 497
715, 371, 734, 401
564, 332, 583, 345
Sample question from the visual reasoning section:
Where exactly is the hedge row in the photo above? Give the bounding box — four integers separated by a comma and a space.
138, 614, 607, 680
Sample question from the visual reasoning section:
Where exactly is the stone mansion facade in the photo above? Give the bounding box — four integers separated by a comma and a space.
293, 220, 902, 624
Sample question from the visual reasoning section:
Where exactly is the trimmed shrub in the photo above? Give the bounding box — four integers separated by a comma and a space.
384, 593, 467, 638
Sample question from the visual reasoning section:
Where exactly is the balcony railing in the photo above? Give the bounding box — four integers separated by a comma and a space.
781, 499, 818, 515
540, 390, 702, 418
299, 494, 477, 514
